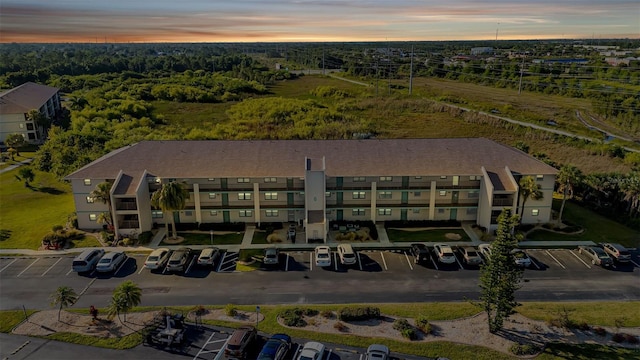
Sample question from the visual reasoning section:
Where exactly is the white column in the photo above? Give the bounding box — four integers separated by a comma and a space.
429, 181, 437, 220
193, 183, 202, 224
253, 182, 261, 225
370, 181, 377, 223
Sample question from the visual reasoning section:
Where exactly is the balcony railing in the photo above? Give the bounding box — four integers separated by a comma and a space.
492, 199, 513, 206
119, 221, 139, 229
115, 202, 137, 210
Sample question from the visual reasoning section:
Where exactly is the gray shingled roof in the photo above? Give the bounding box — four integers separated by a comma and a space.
0, 82, 59, 115
65, 138, 558, 180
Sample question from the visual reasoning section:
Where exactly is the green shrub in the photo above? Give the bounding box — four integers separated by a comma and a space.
415, 315, 432, 335
393, 318, 418, 340
509, 343, 541, 355
320, 310, 334, 318
401, 328, 417, 340
337, 306, 380, 321
137, 231, 153, 245
279, 308, 319, 327
225, 304, 237, 317
333, 322, 348, 332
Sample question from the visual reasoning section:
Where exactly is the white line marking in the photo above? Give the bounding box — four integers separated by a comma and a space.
530, 255, 541, 270
334, 253, 338, 271
454, 254, 464, 270
210, 335, 231, 360
185, 257, 196, 274
216, 253, 225, 272
41, 257, 63, 276
78, 278, 96, 299
114, 257, 128, 276
430, 254, 439, 270
0, 258, 17, 273
359, 354, 364, 360
193, 331, 218, 360
403, 251, 414, 270
309, 252, 313, 271
631, 260, 640, 268
357, 252, 363, 271
17, 258, 40, 277
569, 250, 591, 269
379, 251, 388, 271
325, 348, 333, 360
138, 265, 146, 274
66, 267, 74, 276
285, 253, 290, 272
545, 250, 566, 269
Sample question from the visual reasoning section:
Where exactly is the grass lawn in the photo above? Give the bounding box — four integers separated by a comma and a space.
0, 168, 75, 249
386, 228, 470, 242
252, 230, 269, 244
0, 309, 36, 333
518, 301, 640, 327
525, 200, 640, 248
160, 231, 243, 246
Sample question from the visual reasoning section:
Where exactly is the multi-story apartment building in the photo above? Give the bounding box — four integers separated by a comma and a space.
66, 139, 558, 242
0, 82, 62, 144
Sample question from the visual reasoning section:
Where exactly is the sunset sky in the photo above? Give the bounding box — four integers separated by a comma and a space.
1, 0, 638, 43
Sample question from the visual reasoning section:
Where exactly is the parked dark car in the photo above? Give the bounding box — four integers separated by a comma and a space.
257, 333, 291, 360
224, 326, 257, 358
166, 247, 192, 272
410, 243, 430, 264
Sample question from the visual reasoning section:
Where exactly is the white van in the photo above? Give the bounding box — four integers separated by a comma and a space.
72, 249, 105, 273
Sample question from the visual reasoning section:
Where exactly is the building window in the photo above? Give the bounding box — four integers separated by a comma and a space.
439, 190, 447, 196
353, 177, 366, 182
440, 175, 447, 179
237, 178, 250, 183
152, 210, 163, 218
379, 176, 392, 182
468, 191, 479, 199
239, 210, 252, 217
208, 193, 217, 199
470, 175, 481, 181
264, 192, 278, 200
27, 133, 36, 140
378, 191, 392, 199
352, 191, 366, 199
438, 208, 445, 214
264, 177, 277, 183
325, 192, 331, 197
210, 210, 218, 216
412, 208, 421, 214
378, 208, 392, 216
86, 196, 94, 203
414, 192, 421, 197
238, 193, 252, 200
531, 209, 539, 216
208, 178, 215, 181
352, 209, 365, 216
467, 208, 477, 215
414, 176, 422, 179
26, 123, 34, 131
265, 210, 279, 217
84, 179, 91, 186
184, 211, 193, 216
89, 214, 97, 221
536, 175, 544, 181
19, 123, 24, 129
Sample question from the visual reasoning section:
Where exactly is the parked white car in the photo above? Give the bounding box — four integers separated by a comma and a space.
197, 247, 221, 267
433, 243, 456, 264
95, 251, 127, 273
144, 248, 171, 270
296, 341, 325, 360
314, 246, 332, 267
478, 243, 492, 259
337, 244, 357, 265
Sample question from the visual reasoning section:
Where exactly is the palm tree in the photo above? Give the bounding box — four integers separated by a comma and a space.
151, 181, 189, 240
518, 176, 543, 223
96, 212, 112, 227
50, 286, 78, 321
556, 165, 583, 225
111, 280, 142, 322
621, 172, 640, 218
90, 182, 114, 228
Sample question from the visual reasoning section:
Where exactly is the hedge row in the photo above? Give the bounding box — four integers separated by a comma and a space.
337, 306, 380, 322
384, 220, 460, 228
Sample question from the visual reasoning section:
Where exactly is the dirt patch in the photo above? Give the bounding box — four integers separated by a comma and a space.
162, 236, 185, 245
444, 233, 462, 240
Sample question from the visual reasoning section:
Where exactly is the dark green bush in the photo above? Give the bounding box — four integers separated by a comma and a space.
393, 318, 417, 340
137, 231, 153, 245
280, 308, 318, 327
337, 306, 380, 321
415, 315, 432, 335
509, 343, 541, 355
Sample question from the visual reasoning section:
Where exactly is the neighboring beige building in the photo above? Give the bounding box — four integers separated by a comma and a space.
0, 82, 62, 144
65, 139, 558, 242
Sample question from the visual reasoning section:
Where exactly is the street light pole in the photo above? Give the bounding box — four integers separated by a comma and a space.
210, 230, 213, 246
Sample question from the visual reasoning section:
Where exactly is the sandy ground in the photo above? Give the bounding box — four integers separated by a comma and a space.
13, 309, 640, 355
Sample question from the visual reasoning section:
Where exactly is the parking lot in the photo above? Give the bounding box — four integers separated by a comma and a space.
1, 245, 639, 310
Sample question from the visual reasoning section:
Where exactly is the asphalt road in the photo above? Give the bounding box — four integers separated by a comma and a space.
1, 247, 639, 311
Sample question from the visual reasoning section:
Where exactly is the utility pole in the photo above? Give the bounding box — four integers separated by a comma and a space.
518, 56, 525, 95
409, 44, 414, 96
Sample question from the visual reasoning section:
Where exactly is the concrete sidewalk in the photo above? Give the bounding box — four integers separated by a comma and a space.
0, 158, 33, 174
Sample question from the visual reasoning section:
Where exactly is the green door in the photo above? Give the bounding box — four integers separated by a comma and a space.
337, 209, 343, 221
221, 178, 228, 190
287, 192, 294, 206
173, 211, 180, 224
450, 208, 457, 220
223, 211, 230, 223
336, 192, 343, 206
401, 209, 408, 221
402, 176, 409, 188
452, 191, 459, 204
401, 191, 408, 205
287, 178, 294, 189
336, 177, 343, 189
222, 193, 229, 206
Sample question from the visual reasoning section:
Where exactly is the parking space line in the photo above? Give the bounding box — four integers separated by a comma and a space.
216, 253, 225, 272
113, 257, 129, 276
430, 254, 439, 270
325, 349, 333, 360
210, 335, 231, 360
309, 253, 313, 271
403, 251, 414, 270
569, 250, 591, 269
357, 252, 363, 271
0, 258, 17, 273
545, 250, 566, 269
66, 267, 74, 276
138, 265, 146, 274
631, 260, 640, 268
193, 331, 218, 360
17, 258, 40, 277
529, 255, 541, 270
285, 253, 290, 272
379, 252, 388, 271
454, 254, 464, 270
334, 253, 338, 271
41, 257, 63, 276
185, 257, 196, 274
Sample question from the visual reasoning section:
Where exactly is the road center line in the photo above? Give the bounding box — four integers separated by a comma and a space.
41, 257, 63, 276
403, 251, 414, 270
379, 251, 388, 271
569, 250, 591, 269
545, 250, 566, 269
17, 258, 40, 277
0, 258, 17, 273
